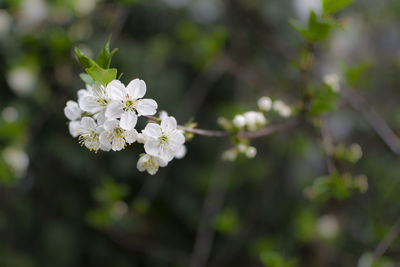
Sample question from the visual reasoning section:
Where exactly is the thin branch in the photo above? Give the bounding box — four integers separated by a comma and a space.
342, 89, 400, 263
144, 115, 300, 139
189, 153, 233, 267
371, 216, 400, 264
320, 117, 336, 174
342, 89, 400, 156
237, 118, 300, 139
176, 53, 232, 121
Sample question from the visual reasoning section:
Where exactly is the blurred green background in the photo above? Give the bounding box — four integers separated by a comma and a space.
1, 0, 400, 266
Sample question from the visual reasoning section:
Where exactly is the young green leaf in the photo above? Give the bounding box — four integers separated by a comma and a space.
85, 65, 117, 86
96, 37, 119, 69
308, 84, 339, 116
291, 11, 333, 42
323, 0, 354, 15
74, 47, 98, 69
306, 11, 333, 41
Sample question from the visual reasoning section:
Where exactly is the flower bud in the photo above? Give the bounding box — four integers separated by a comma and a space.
233, 114, 246, 128
257, 96, 272, 111
245, 146, 257, 158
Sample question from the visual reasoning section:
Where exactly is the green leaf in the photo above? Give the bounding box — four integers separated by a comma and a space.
323, 0, 354, 15
213, 209, 239, 234
308, 84, 339, 116
74, 47, 98, 69
85, 65, 117, 86
260, 251, 296, 267
96, 37, 119, 69
291, 11, 333, 42
307, 11, 333, 41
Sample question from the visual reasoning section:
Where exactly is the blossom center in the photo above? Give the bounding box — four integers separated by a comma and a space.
113, 127, 124, 137
78, 130, 99, 151
124, 98, 136, 111
159, 134, 169, 144
97, 98, 108, 105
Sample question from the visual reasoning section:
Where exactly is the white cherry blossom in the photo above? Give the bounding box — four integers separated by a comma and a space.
99, 119, 138, 151
137, 154, 168, 175
77, 117, 105, 152
142, 116, 185, 162
105, 79, 157, 131
78, 82, 110, 114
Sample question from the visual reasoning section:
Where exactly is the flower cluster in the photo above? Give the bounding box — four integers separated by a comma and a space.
218, 95, 293, 161
64, 79, 186, 175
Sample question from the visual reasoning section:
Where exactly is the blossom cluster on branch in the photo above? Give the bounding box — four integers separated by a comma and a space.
64, 79, 186, 175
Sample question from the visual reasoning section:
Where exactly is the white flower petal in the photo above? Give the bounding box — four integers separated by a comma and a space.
147, 165, 158, 175
77, 89, 89, 99
161, 116, 177, 132
105, 101, 123, 119
64, 100, 82, 121
137, 154, 151, 172
124, 129, 138, 144
170, 130, 185, 145
174, 145, 187, 159
107, 80, 126, 101
154, 156, 168, 167
159, 110, 169, 120
99, 132, 112, 151
112, 137, 126, 151
135, 99, 157, 116
85, 138, 100, 151
142, 123, 162, 138
79, 95, 98, 112
163, 149, 175, 162
68, 121, 80, 137
126, 79, 146, 99
144, 139, 160, 156
120, 111, 137, 130
103, 119, 119, 131
80, 117, 97, 130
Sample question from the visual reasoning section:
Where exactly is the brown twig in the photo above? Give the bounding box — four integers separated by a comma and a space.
320, 117, 336, 174
144, 115, 300, 139
371, 216, 400, 264
188, 152, 233, 267
342, 89, 400, 156
342, 88, 400, 263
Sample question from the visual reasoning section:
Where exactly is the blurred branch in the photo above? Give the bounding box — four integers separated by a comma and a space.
320, 116, 336, 174
177, 53, 232, 121
371, 216, 400, 265
343, 89, 400, 263
104, 4, 130, 44
189, 156, 233, 267
104, 229, 188, 264
342, 89, 400, 156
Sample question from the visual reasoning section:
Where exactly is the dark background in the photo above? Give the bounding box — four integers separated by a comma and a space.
1, 0, 400, 266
